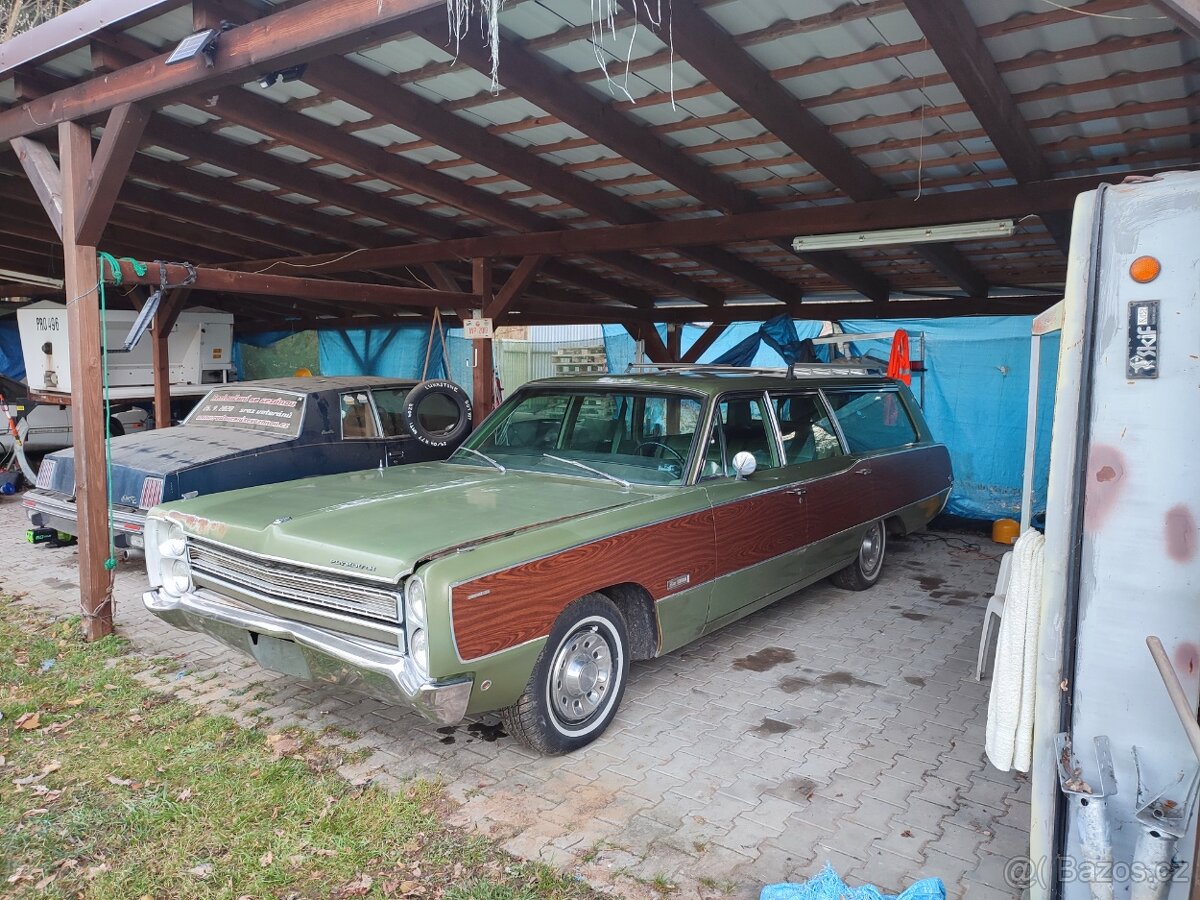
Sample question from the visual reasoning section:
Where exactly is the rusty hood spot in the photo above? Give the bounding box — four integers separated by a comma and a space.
1085, 445, 1126, 531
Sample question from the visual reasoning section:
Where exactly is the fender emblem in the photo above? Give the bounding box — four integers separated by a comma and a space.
666, 574, 691, 591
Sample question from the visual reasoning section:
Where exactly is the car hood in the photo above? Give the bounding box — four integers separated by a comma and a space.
39, 426, 295, 504
158, 462, 654, 581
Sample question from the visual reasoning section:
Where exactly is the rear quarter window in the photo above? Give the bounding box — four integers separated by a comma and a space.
824, 389, 918, 453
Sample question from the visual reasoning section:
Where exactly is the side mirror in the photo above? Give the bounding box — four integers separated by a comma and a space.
732, 451, 757, 480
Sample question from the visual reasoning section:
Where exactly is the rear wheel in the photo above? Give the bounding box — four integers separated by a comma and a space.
831, 519, 886, 591
501, 593, 629, 754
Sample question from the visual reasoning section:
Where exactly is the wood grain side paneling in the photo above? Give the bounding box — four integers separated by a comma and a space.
452, 509, 716, 661
451, 444, 951, 661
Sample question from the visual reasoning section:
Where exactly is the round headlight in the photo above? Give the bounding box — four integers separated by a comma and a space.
159, 522, 186, 559
410, 628, 429, 672
405, 576, 426, 624
165, 559, 192, 596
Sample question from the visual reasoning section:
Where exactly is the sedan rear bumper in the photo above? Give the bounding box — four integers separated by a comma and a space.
24, 490, 146, 549
142, 588, 472, 726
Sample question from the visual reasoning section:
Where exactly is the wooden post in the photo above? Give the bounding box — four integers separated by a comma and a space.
152, 289, 189, 429
666, 324, 682, 364
60, 119, 113, 641
472, 259, 496, 418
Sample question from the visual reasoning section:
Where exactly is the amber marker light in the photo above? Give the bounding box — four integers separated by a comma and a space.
1130, 255, 1161, 283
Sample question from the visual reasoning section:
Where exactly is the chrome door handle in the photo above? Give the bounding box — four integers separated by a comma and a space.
855, 468, 872, 475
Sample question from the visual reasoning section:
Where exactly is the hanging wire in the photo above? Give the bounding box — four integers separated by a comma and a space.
1035, 0, 1167, 20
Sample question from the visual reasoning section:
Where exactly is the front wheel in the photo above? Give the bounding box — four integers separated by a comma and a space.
501, 593, 630, 754
831, 519, 887, 591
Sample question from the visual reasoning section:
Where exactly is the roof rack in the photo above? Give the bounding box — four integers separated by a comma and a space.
624, 362, 885, 378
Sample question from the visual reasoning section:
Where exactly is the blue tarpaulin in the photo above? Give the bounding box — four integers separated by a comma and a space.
317, 325, 473, 395
762, 864, 945, 900
604, 316, 1055, 521
0, 319, 25, 381
838, 317, 1057, 521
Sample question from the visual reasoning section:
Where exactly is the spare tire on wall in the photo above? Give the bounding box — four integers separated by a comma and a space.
402, 380, 473, 449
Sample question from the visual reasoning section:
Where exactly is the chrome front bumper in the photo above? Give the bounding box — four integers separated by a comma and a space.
25, 490, 146, 549
142, 588, 472, 726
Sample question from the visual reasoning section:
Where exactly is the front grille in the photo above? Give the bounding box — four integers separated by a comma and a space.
188, 539, 401, 623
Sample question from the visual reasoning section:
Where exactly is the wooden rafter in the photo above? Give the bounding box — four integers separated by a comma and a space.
681, 323, 729, 364
485, 255, 547, 321
651, 0, 986, 297
1151, 0, 1200, 39
11, 136, 64, 239
305, 57, 802, 305
903, 0, 1070, 253
405, 12, 889, 302
0, 0, 452, 143
76, 101, 149, 244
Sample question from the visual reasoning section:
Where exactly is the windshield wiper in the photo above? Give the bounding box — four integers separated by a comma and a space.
542, 454, 630, 488
451, 446, 506, 473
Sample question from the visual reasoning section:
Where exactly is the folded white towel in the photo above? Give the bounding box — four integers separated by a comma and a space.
985, 529, 1045, 773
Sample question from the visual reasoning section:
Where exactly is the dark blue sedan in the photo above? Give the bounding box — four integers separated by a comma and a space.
24, 376, 472, 552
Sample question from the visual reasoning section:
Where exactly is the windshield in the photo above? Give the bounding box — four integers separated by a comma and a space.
456, 389, 705, 486
186, 388, 305, 438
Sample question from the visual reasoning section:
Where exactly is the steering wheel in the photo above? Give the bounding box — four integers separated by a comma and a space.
633, 441, 686, 466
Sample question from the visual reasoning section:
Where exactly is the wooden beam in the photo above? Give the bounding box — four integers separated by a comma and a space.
107, 260, 481, 307
305, 57, 794, 304
11, 137, 64, 240
59, 119, 112, 641
152, 288, 190, 429
0, 0, 449, 143
471, 259, 496, 417
626, 323, 672, 363
681, 323, 729, 364
76, 102, 149, 245
234, 167, 1182, 271
903, 0, 1070, 254
406, 12, 886, 301
649, 0, 985, 295
485, 255, 546, 321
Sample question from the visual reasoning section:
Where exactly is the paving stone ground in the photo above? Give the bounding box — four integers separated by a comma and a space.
2, 498, 1028, 898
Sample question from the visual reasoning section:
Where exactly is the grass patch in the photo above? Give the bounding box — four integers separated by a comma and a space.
0, 598, 595, 899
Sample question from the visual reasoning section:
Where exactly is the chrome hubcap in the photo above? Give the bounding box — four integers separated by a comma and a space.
860, 523, 884, 575
550, 625, 613, 723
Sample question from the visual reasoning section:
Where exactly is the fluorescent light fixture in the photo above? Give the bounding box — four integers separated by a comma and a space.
0, 268, 65, 290
792, 219, 1016, 252
165, 28, 220, 66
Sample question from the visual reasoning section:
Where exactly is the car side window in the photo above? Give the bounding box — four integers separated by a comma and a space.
340, 391, 380, 439
372, 388, 411, 438
823, 389, 918, 453
770, 392, 844, 464
703, 396, 779, 477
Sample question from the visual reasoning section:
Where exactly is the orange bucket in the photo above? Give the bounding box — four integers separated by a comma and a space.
992, 518, 1019, 545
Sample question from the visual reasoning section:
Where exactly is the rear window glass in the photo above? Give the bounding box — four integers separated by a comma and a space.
188, 388, 304, 438
824, 389, 918, 452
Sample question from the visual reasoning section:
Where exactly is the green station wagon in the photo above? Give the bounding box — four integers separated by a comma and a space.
143, 366, 952, 753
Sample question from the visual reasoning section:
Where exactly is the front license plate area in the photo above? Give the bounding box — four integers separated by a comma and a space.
249, 632, 311, 679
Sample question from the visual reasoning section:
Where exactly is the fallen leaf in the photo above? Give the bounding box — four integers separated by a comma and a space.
187, 864, 213, 879
33, 873, 56, 891
103, 684, 119, 691
900, 829, 914, 838
259, 852, 274, 868
128, 714, 144, 724
176, 788, 193, 803
266, 734, 301, 759
313, 849, 338, 858
286, 854, 306, 868
85, 863, 111, 880
105, 775, 134, 788
23, 808, 49, 818
65, 698, 86, 707
14, 711, 40, 731
337, 873, 373, 896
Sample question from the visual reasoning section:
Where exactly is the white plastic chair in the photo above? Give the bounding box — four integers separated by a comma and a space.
976, 551, 1013, 681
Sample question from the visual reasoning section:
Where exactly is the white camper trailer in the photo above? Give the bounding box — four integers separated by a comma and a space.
991, 170, 1200, 900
